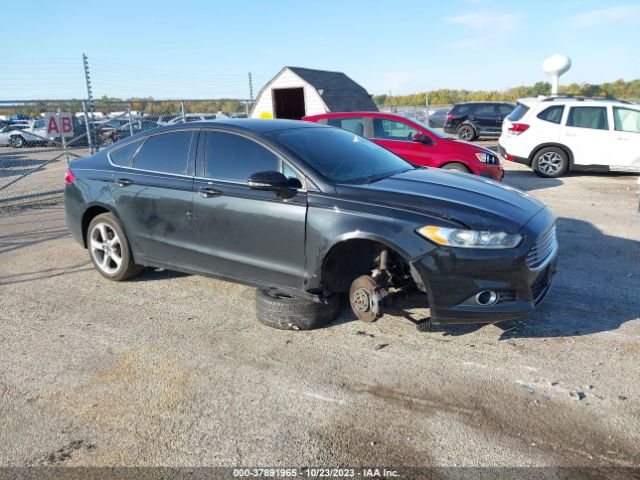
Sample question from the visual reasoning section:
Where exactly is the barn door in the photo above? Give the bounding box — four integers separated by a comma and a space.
272, 88, 306, 120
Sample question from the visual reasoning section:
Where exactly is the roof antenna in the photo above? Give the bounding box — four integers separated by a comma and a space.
543, 54, 571, 96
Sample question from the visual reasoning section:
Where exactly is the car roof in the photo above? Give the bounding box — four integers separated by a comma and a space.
517, 96, 637, 108
154, 118, 324, 133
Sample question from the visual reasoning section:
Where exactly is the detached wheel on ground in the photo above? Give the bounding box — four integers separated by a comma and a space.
456, 124, 476, 141
441, 162, 470, 173
255, 289, 341, 330
533, 147, 569, 178
87, 213, 144, 281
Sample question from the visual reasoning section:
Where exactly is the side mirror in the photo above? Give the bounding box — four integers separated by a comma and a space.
412, 133, 433, 144
248, 171, 298, 191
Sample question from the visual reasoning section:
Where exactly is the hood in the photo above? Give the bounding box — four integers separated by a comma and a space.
337, 168, 546, 232
445, 137, 496, 156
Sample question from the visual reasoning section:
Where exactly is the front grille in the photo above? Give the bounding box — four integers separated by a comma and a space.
526, 225, 557, 269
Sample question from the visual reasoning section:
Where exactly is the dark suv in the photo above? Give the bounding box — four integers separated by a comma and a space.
64, 120, 557, 331
444, 102, 516, 141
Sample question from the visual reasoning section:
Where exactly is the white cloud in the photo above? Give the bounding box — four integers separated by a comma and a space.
446, 12, 523, 47
569, 5, 640, 28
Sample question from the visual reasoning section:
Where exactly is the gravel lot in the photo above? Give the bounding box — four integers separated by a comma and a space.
0, 159, 639, 473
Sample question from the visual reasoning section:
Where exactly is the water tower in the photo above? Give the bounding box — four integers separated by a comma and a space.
542, 54, 571, 96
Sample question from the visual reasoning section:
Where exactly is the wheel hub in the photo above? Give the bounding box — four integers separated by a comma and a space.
349, 275, 386, 323
352, 289, 371, 312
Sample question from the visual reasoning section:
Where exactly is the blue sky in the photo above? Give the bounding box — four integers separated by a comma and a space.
1, 0, 639, 100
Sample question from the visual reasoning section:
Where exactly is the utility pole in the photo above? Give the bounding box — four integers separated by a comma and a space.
248, 72, 254, 102
83, 53, 96, 153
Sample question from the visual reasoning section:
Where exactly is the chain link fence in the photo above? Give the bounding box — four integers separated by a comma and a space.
0, 99, 251, 209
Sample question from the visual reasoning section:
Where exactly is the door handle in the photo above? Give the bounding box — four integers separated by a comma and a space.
617, 137, 628, 141
115, 178, 133, 187
198, 187, 223, 198
565, 133, 576, 137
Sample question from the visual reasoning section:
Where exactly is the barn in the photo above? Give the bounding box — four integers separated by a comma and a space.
250, 66, 378, 120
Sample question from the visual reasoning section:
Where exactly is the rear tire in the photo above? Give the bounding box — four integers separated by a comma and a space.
255, 290, 341, 330
457, 124, 476, 141
10, 136, 24, 148
87, 213, 143, 281
532, 147, 569, 178
442, 162, 470, 173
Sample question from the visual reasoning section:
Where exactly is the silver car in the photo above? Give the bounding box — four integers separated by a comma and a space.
0, 124, 29, 146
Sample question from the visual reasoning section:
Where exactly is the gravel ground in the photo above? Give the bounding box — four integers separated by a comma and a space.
0, 160, 639, 474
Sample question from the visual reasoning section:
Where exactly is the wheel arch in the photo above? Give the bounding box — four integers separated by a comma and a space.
439, 161, 472, 173
529, 143, 574, 169
80, 203, 122, 248
319, 234, 413, 294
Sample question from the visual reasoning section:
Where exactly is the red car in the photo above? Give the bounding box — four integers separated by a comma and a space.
302, 112, 504, 181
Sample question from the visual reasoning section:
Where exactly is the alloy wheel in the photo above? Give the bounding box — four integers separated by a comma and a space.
90, 223, 123, 275
537, 151, 563, 176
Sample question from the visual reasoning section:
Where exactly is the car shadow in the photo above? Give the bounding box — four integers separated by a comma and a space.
333, 217, 640, 339
128, 268, 190, 282
503, 170, 564, 192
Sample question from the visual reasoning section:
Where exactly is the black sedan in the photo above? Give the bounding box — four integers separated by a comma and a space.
64, 120, 557, 330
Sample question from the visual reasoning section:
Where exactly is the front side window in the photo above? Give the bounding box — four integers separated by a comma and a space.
327, 117, 365, 136
205, 131, 279, 182
131, 130, 193, 175
566, 107, 609, 130
613, 107, 640, 133
537, 105, 564, 124
371, 118, 419, 141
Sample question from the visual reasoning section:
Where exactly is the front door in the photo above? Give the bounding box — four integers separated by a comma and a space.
193, 130, 307, 288
610, 106, 640, 171
369, 117, 433, 166
560, 106, 611, 168
109, 130, 198, 266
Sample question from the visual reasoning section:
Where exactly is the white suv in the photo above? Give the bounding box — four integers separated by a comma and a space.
498, 96, 640, 177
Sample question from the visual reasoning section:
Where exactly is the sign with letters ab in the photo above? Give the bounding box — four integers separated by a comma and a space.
44, 112, 74, 138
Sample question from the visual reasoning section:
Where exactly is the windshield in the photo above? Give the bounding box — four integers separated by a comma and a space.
269, 127, 414, 184
406, 117, 448, 138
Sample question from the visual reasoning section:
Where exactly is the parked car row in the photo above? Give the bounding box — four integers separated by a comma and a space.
1, 112, 232, 148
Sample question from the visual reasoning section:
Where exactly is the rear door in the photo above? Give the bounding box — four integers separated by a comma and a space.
193, 130, 307, 288
611, 106, 640, 171
472, 103, 500, 134
109, 129, 198, 266
496, 104, 515, 132
368, 117, 432, 166
560, 106, 611, 167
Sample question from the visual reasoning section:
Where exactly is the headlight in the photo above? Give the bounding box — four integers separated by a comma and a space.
417, 226, 522, 249
475, 152, 499, 164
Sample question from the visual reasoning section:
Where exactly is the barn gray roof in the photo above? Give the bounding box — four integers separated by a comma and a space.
286, 67, 378, 112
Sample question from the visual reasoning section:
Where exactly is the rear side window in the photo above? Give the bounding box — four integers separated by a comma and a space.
613, 107, 640, 133
109, 139, 144, 167
474, 104, 495, 115
567, 107, 609, 130
327, 117, 365, 136
508, 104, 529, 122
537, 106, 564, 124
205, 131, 279, 182
132, 130, 194, 174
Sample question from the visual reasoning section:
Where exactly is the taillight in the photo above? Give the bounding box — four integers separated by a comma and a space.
508, 123, 530, 135
64, 168, 75, 184
446, 114, 453, 122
